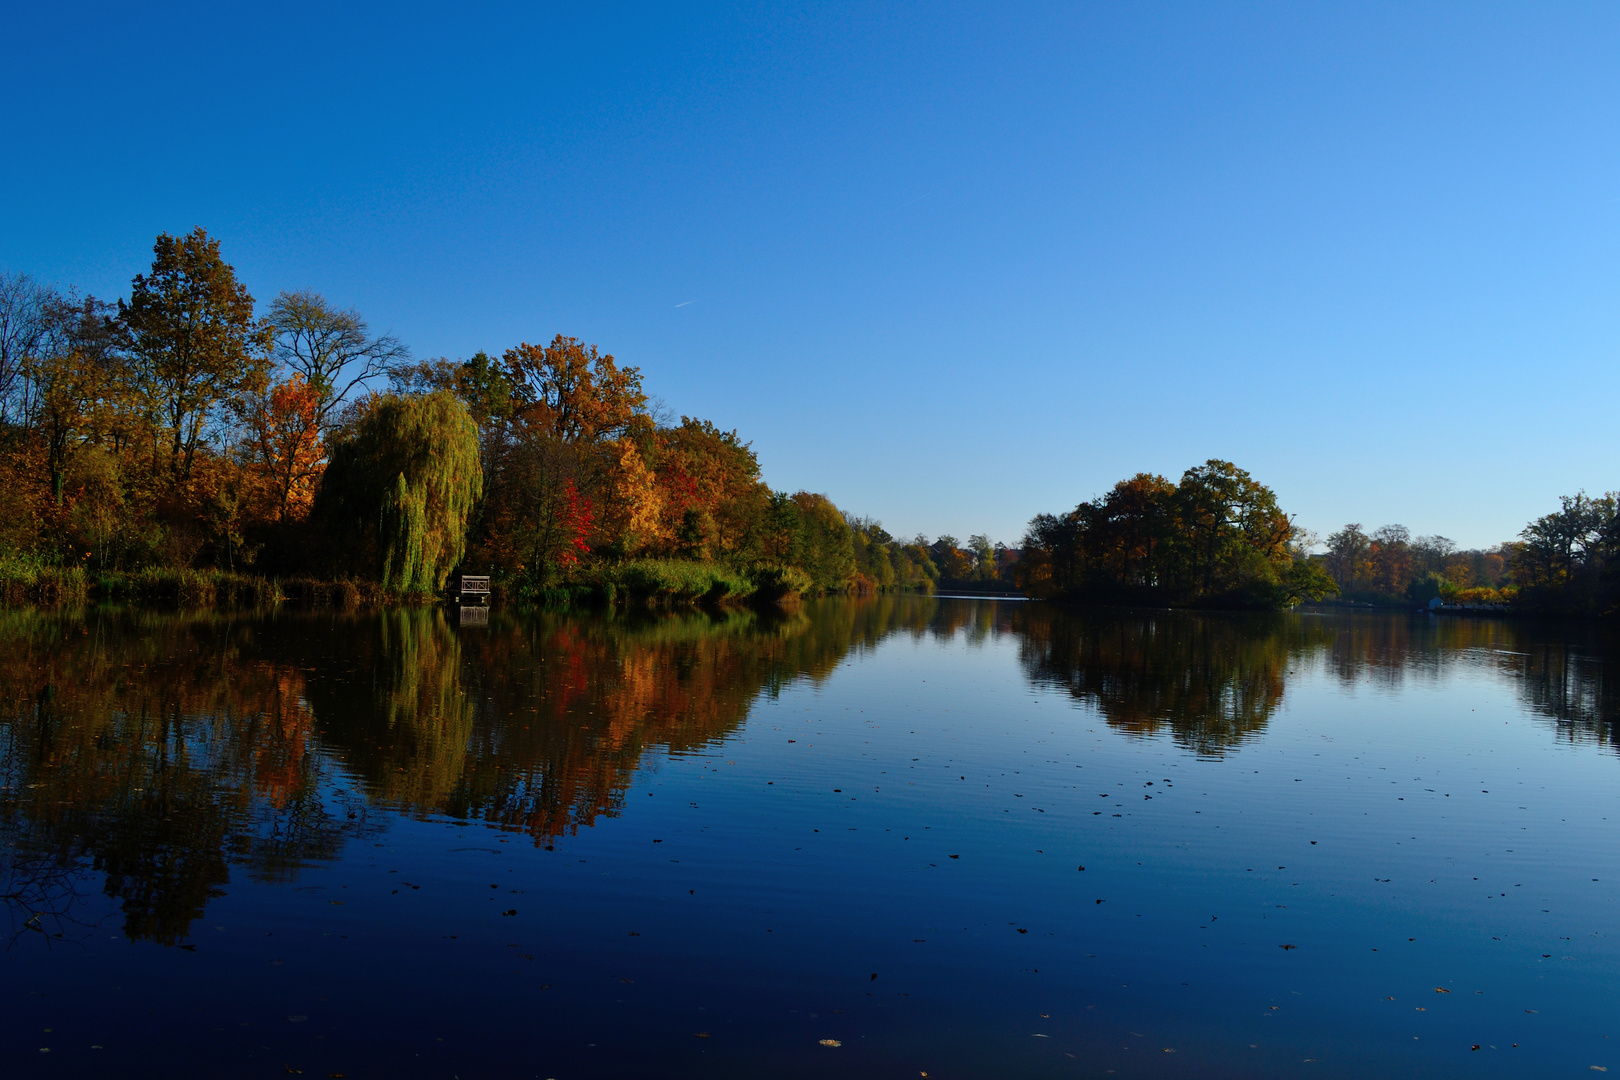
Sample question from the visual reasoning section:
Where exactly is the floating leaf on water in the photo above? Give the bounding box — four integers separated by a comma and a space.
819, 1039, 842, 1047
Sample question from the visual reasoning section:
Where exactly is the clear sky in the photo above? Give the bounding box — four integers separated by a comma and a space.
4, 2, 1617, 549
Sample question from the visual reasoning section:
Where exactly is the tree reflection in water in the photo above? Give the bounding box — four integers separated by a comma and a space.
0, 600, 1616, 944
1012, 607, 1331, 758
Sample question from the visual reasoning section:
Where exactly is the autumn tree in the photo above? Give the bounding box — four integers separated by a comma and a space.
650, 417, 768, 559
242, 374, 324, 521
502, 336, 647, 444
1323, 524, 1370, 592
268, 290, 410, 432
119, 229, 272, 483
930, 535, 973, 581
1082, 473, 1177, 589
1366, 525, 1412, 596
25, 294, 120, 502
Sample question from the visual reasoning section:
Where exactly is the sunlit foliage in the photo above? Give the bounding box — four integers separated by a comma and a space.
314, 390, 483, 592
1017, 460, 1336, 608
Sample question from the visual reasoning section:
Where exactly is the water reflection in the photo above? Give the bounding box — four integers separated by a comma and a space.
1013, 608, 1332, 757
1498, 623, 1620, 750
0, 600, 1616, 946
0, 609, 365, 944
0, 601, 925, 942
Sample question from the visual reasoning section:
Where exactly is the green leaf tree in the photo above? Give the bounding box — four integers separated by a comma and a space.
314, 391, 483, 592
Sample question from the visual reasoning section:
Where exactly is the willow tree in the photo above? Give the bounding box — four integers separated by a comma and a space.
314, 391, 482, 592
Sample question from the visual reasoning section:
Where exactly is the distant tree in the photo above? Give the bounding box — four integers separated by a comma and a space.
1513, 492, 1618, 613
1173, 460, 1291, 600
790, 492, 856, 592
1323, 524, 1370, 592
1367, 525, 1412, 595
1086, 473, 1176, 588
268, 290, 409, 433
967, 534, 996, 581
1411, 534, 1456, 580
1018, 460, 1325, 607
119, 229, 272, 482
930, 535, 972, 580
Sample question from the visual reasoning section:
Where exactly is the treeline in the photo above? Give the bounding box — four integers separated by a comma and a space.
1508, 492, 1620, 616
1319, 492, 1620, 617
1012, 462, 1337, 609
0, 229, 1008, 604
1319, 524, 1512, 606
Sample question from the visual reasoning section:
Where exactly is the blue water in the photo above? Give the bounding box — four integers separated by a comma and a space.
2, 600, 1617, 1077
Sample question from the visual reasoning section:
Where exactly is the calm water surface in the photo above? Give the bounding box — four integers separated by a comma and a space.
3, 598, 1619, 1078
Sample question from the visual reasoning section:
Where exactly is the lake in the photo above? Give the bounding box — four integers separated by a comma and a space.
3, 598, 1618, 1078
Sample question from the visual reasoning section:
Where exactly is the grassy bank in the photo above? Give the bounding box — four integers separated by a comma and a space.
0, 555, 819, 610
0, 556, 414, 608
0, 555, 91, 605
501, 560, 815, 608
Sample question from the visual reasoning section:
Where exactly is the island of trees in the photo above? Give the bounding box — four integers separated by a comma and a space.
1012, 463, 1338, 608
1018, 474, 1620, 617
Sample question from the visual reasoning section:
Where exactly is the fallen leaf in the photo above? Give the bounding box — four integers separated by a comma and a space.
820, 1039, 842, 1047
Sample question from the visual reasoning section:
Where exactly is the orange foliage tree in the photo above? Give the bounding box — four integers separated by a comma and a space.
243, 374, 324, 521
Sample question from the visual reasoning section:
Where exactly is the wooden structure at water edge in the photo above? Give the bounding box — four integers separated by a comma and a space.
452, 573, 491, 605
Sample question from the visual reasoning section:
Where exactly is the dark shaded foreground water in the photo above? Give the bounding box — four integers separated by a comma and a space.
3, 599, 1620, 1079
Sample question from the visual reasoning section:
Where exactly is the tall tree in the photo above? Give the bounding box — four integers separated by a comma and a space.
1173, 459, 1291, 598
269, 290, 410, 432
26, 294, 120, 501
0, 271, 51, 424
967, 534, 996, 581
119, 229, 272, 482
502, 335, 647, 444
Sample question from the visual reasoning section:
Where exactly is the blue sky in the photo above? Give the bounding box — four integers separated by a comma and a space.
4, 2, 1618, 549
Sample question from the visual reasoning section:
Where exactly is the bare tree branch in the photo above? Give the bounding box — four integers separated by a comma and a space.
269, 290, 411, 431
